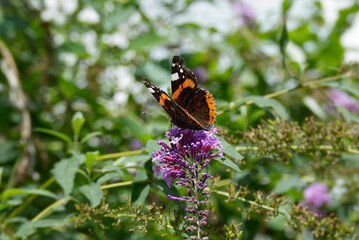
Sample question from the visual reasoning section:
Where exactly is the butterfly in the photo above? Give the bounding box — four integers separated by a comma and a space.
140, 55, 216, 130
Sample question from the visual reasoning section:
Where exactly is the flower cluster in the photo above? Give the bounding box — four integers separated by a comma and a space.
152, 127, 222, 239
328, 89, 359, 113
302, 182, 332, 215
233, 1, 256, 27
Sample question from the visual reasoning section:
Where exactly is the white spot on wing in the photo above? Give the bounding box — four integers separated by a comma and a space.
180, 68, 183, 73
172, 63, 175, 67
171, 72, 179, 81
148, 87, 155, 93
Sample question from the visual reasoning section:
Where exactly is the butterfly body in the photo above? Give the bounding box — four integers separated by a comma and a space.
141, 56, 216, 130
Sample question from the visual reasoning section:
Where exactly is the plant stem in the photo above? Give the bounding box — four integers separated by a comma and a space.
218, 73, 358, 115
212, 190, 279, 213
32, 197, 71, 222
96, 150, 143, 161
101, 180, 152, 190
235, 145, 359, 154
8, 177, 56, 219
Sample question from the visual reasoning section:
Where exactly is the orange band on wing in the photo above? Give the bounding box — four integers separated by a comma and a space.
205, 91, 216, 124
159, 93, 170, 109
173, 79, 195, 100
181, 106, 205, 129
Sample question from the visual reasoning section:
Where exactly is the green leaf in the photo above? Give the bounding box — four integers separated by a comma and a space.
214, 157, 241, 173
113, 154, 151, 166
266, 206, 287, 230
273, 175, 301, 194
279, 20, 289, 56
279, 20, 292, 75
72, 112, 85, 140
102, 5, 135, 32
320, 82, 359, 98
302, 96, 327, 120
337, 106, 359, 123
35, 128, 72, 144
337, 106, 352, 122
288, 61, 301, 77
14, 219, 65, 239
96, 171, 124, 185
0, 141, 20, 164
282, 0, 293, 13
146, 139, 161, 156
79, 182, 103, 208
132, 184, 150, 205
242, 96, 287, 119
1, 188, 57, 200
141, 62, 170, 84
153, 181, 181, 199
144, 159, 154, 180
218, 137, 243, 160
85, 151, 99, 171
128, 33, 168, 51
52, 156, 81, 196
0, 231, 10, 240
58, 42, 89, 58
81, 131, 102, 144
0, 167, 2, 185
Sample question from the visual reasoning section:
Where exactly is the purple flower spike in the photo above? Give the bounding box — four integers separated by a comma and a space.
129, 139, 143, 150
152, 127, 222, 189
193, 66, 207, 82
304, 182, 332, 208
328, 89, 359, 113
151, 126, 222, 239
233, 1, 256, 27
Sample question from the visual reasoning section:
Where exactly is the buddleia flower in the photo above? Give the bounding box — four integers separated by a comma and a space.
152, 126, 222, 239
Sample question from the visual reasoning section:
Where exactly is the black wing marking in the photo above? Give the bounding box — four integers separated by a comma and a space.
171, 55, 199, 108
140, 76, 207, 130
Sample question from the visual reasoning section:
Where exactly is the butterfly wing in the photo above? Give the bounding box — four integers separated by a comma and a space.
170, 56, 216, 130
171, 55, 199, 107
181, 88, 216, 130
140, 76, 207, 130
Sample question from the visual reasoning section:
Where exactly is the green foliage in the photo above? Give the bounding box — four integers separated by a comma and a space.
52, 156, 82, 196
79, 182, 103, 208
1, 0, 359, 239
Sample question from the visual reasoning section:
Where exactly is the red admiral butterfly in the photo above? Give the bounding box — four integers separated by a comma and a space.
140, 55, 216, 130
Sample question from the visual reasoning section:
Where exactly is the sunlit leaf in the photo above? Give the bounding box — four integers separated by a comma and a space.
113, 154, 150, 166
79, 182, 103, 208
272, 175, 301, 194
128, 34, 168, 51
146, 139, 161, 156
214, 157, 241, 173
57, 42, 89, 58
218, 137, 243, 161
52, 156, 81, 196
102, 5, 135, 31
14, 219, 66, 239
1, 189, 57, 200
72, 112, 85, 140
85, 151, 99, 171
132, 184, 150, 205
303, 96, 327, 120
81, 131, 102, 144
240, 96, 287, 119
35, 128, 72, 144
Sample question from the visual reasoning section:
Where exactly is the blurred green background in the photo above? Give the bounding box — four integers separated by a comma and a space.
1, 0, 359, 239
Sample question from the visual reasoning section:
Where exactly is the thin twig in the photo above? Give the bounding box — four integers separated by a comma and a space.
96, 150, 144, 161
235, 145, 359, 154
101, 180, 152, 190
212, 190, 280, 213
218, 73, 358, 115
